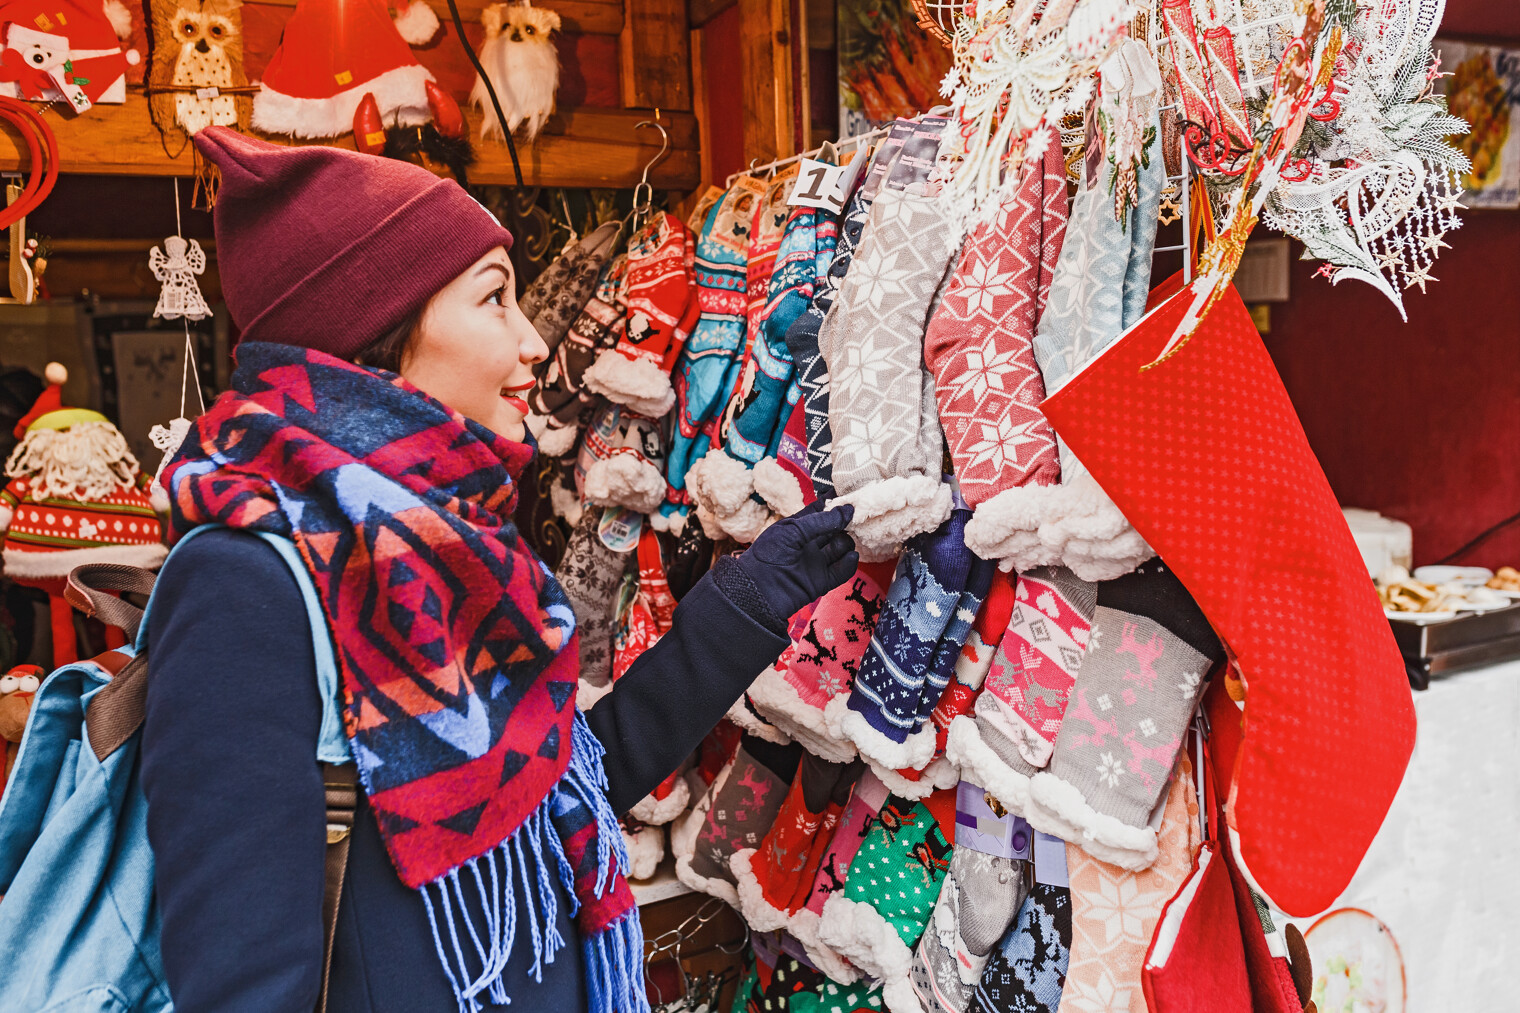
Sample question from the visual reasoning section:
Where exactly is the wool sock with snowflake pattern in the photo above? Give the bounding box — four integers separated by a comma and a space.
819, 188, 958, 559
528, 252, 628, 439
947, 566, 1097, 815
972, 884, 1071, 1013
521, 220, 622, 358
818, 789, 958, 1013
1025, 559, 1222, 870
554, 508, 634, 707
923, 129, 1065, 524
911, 843, 1031, 1013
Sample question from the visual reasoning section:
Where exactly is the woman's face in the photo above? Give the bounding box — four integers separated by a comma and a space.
400, 246, 548, 441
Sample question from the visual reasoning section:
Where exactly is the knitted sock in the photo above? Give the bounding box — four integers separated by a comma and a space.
521, 220, 622, 360
820, 188, 958, 559
965, 79, 1163, 581
789, 979, 886, 1013
760, 954, 830, 1013
675, 734, 803, 905
1061, 763, 1200, 1012
947, 567, 1097, 815
818, 789, 958, 1013
911, 846, 1031, 1013
789, 768, 890, 983
662, 177, 766, 532
1026, 559, 1222, 870
754, 399, 814, 520
611, 526, 676, 690
583, 211, 699, 418
529, 252, 629, 438
833, 509, 974, 773
787, 191, 873, 505
748, 558, 897, 763
972, 885, 1072, 1013
925, 128, 1065, 519
578, 402, 668, 515
554, 508, 634, 707
727, 601, 819, 746
733, 753, 863, 932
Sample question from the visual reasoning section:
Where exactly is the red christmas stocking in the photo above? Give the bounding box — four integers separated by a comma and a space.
1040, 282, 1415, 916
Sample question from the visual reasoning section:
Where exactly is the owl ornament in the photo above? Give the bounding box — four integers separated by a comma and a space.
252, 0, 466, 157
0, 0, 141, 111
472, 0, 560, 142
146, 0, 251, 142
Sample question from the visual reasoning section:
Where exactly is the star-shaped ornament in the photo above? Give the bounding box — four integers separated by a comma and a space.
1158, 187, 1182, 226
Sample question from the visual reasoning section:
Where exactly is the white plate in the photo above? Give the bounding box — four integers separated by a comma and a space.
1414, 565, 1493, 585
1492, 588, 1520, 599
1385, 609, 1457, 623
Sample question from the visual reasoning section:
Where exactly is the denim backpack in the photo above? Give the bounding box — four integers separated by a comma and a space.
0, 527, 354, 1012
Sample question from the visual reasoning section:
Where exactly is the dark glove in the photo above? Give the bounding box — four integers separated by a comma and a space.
733, 503, 858, 622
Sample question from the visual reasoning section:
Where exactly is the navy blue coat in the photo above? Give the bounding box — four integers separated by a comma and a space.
140, 528, 788, 1013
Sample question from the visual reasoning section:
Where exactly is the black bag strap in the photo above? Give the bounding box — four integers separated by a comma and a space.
65, 562, 359, 1012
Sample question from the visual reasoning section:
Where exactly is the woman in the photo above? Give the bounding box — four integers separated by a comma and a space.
143, 127, 858, 1013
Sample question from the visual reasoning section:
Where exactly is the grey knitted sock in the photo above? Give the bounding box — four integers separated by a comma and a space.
553, 508, 633, 704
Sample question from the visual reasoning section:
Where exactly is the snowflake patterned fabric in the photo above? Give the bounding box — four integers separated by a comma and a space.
924, 128, 1067, 517
819, 188, 958, 560
1024, 559, 1222, 872
972, 883, 1072, 1013
1060, 763, 1200, 1013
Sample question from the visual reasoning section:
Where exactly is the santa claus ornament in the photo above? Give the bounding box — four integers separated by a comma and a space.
0, 0, 141, 111
471, 0, 560, 142
251, 0, 465, 156
0, 364, 165, 667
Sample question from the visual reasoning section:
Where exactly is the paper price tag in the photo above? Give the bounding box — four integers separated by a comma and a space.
1033, 831, 1070, 888
787, 157, 849, 212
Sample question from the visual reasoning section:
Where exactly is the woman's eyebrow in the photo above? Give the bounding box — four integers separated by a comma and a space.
475, 261, 512, 282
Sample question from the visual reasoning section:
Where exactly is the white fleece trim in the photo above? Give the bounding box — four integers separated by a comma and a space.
869, 754, 960, 800
963, 472, 1153, 581
1, 541, 166, 581
819, 894, 923, 1013
576, 678, 613, 712
548, 482, 584, 527
669, 784, 712, 862
731, 847, 796, 932
746, 666, 859, 764
103, 0, 134, 39
149, 482, 170, 515
391, 0, 440, 45
623, 824, 664, 881
674, 853, 741, 906
829, 476, 952, 561
534, 422, 580, 459
1025, 770, 1159, 871
724, 692, 791, 745
718, 499, 777, 545
629, 776, 691, 825
789, 907, 861, 984
253, 64, 434, 138
1147, 847, 1212, 969
944, 717, 1033, 815
833, 698, 939, 773
752, 457, 808, 518
581, 353, 676, 418
583, 454, 665, 514
687, 448, 756, 515
650, 508, 685, 536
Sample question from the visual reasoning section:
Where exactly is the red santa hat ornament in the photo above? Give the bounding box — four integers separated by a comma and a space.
0, 0, 140, 109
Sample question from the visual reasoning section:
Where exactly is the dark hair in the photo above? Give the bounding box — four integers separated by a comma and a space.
354, 304, 427, 373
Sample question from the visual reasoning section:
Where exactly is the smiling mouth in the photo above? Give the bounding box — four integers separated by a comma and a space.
502, 380, 537, 393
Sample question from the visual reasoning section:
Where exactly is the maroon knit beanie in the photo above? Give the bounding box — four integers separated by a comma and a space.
193, 127, 513, 359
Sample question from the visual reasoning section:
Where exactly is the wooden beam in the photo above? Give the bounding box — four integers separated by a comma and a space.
253, 0, 627, 36
0, 96, 700, 189
619, 0, 692, 111
689, 26, 712, 186
687, 0, 736, 29
737, 0, 793, 164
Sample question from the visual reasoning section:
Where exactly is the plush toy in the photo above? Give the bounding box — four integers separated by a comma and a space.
0, 0, 141, 111
471, 0, 560, 142
0, 664, 42, 794
0, 364, 165, 666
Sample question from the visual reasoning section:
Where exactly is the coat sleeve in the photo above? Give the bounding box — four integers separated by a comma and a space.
140, 529, 328, 1013
586, 558, 790, 813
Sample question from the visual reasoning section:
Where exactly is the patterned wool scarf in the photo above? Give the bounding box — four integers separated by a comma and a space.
163, 343, 645, 1013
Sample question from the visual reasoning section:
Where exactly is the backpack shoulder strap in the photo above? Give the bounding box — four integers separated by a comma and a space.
319, 761, 358, 1013
65, 563, 155, 762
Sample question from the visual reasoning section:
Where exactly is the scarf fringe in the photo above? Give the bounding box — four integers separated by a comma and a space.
422, 712, 648, 1013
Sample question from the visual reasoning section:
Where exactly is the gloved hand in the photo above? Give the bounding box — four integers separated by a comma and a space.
734, 503, 858, 622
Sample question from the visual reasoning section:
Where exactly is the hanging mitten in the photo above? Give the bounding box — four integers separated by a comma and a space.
791, 769, 891, 983
1061, 761, 1200, 1013
554, 507, 634, 707
830, 509, 975, 775
521, 220, 623, 360
528, 252, 630, 450
924, 130, 1066, 545
1025, 559, 1222, 870
818, 789, 958, 1013
620, 816, 663, 881
973, 883, 1072, 1013
748, 558, 896, 763
819, 188, 958, 559
661, 178, 766, 532
785, 191, 873, 508
582, 211, 699, 418
947, 566, 1097, 815
673, 734, 803, 905
578, 402, 668, 515
733, 754, 864, 932
965, 52, 1164, 580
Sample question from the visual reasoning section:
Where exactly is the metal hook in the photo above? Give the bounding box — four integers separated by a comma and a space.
632, 116, 671, 219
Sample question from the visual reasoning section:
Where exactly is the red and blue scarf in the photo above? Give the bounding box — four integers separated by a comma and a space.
163, 343, 645, 1013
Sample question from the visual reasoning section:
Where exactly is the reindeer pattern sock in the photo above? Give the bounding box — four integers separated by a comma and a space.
973, 884, 1072, 1013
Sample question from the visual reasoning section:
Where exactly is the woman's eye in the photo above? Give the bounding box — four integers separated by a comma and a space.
488, 286, 506, 306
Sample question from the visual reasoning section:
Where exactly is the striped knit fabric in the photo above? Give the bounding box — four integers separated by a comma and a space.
0, 474, 165, 582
